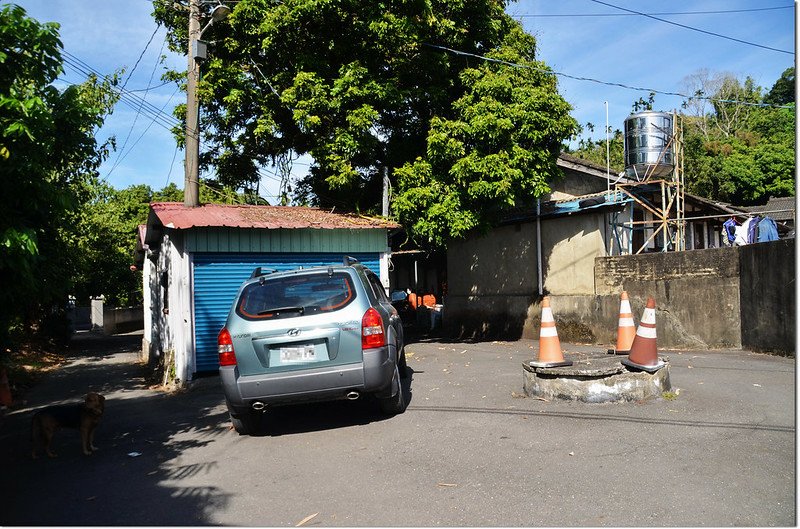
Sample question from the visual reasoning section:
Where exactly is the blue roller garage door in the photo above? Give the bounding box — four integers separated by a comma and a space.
192, 253, 380, 373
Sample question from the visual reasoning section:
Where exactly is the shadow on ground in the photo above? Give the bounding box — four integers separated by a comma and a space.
0, 330, 414, 525
247, 369, 415, 437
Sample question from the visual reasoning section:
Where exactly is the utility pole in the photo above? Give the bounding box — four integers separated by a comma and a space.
184, 0, 201, 207
382, 166, 389, 217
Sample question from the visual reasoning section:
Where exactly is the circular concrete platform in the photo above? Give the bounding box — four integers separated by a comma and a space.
522, 351, 671, 403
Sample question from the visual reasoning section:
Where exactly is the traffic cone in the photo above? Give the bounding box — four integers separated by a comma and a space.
621, 297, 665, 372
529, 297, 573, 368
611, 291, 636, 355
0, 368, 12, 407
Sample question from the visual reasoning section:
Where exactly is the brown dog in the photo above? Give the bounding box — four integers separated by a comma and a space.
31, 392, 105, 458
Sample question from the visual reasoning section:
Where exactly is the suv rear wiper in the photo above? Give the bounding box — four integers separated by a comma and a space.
257, 306, 305, 316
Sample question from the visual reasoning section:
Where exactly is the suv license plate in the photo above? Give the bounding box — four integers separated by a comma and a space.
280, 345, 316, 363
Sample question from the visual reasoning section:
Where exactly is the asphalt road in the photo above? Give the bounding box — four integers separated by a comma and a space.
0, 330, 795, 526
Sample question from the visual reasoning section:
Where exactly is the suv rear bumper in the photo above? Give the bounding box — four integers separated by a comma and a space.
221, 346, 395, 414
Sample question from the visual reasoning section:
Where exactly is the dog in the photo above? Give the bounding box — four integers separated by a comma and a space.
31, 392, 105, 459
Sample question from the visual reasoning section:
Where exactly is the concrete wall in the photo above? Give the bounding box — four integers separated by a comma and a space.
446, 223, 794, 355
88, 298, 144, 335
446, 212, 609, 339
102, 307, 145, 335
593, 246, 743, 348
739, 239, 795, 354
591, 241, 795, 353
542, 214, 607, 295
446, 223, 538, 339
547, 164, 609, 200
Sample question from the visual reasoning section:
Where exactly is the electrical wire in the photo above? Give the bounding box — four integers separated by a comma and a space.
108, 86, 181, 175
61, 51, 182, 127
61, 53, 186, 141
128, 80, 174, 92
422, 44, 795, 109
513, 6, 793, 18
165, 145, 179, 187
587, 0, 792, 55
108, 35, 169, 176
119, 24, 161, 91
60, 50, 282, 203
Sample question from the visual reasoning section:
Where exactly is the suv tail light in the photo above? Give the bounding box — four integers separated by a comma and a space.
218, 328, 237, 366
362, 307, 385, 349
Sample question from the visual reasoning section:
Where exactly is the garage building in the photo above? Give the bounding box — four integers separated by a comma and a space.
136, 202, 398, 384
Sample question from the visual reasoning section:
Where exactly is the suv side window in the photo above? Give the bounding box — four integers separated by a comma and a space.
367, 272, 389, 303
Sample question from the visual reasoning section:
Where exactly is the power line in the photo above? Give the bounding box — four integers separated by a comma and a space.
423, 44, 795, 109
165, 145, 179, 187
59, 50, 267, 198
587, 0, 793, 55
61, 57, 179, 138
61, 51, 184, 133
128, 80, 174, 92
119, 24, 161, 91
108, 35, 169, 176
513, 6, 793, 18
107, 86, 181, 177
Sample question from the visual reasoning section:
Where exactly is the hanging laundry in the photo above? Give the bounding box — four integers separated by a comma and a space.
757, 216, 779, 242
747, 216, 761, 244
722, 218, 738, 246
734, 218, 754, 246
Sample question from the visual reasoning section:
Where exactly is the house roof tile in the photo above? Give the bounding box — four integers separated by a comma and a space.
741, 196, 796, 221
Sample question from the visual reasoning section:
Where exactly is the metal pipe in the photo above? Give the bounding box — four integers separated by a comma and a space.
536, 198, 543, 296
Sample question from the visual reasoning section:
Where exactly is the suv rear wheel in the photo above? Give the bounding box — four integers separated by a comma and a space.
378, 364, 406, 415
228, 403, 264, 435
398, 348, 409, 378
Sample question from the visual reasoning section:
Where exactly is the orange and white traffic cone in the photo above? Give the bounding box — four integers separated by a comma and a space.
621, 297, 665, 372
0, 368, 12, 407
529, 297, 573, 368
611, 291, 636, 355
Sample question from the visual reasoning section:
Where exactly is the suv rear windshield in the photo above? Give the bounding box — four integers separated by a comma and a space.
236, 271, 355, 320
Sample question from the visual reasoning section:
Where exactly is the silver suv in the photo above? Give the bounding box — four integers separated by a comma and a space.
217, 256, 408, 435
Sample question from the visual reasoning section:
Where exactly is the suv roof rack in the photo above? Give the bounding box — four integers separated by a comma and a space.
250, 266, 278, 279
343, 255, 360, 266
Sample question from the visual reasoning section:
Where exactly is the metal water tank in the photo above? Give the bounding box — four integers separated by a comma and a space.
623, 111, 675, 179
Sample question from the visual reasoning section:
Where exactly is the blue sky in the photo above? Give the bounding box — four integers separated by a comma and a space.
13, 0, 796, 202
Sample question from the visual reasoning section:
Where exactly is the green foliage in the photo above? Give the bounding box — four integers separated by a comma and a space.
764, 67, 794, 106
0, 5, 118, 349
566, 125, 624, 171
570, 70, 795, 207
393, 26, 578, 247
72, 182, 189, 307
153, 0, 577, 247
682, 72, 795, 205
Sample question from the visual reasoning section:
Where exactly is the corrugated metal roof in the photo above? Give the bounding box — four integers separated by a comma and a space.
149, 202, 400, 230
558, 152, 625, 177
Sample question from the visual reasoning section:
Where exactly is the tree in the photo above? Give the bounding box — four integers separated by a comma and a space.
567, 71, 795, 206
392, 25, 578, 246
763, 67, 794, 106
681, 69, 795, 205
152, 0, 577, 246
566, 125, 624, 171
73, 183, 185, 307
0, 5, 118, 348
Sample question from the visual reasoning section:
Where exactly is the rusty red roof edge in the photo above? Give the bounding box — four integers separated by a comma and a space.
150, 202, 400, 230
